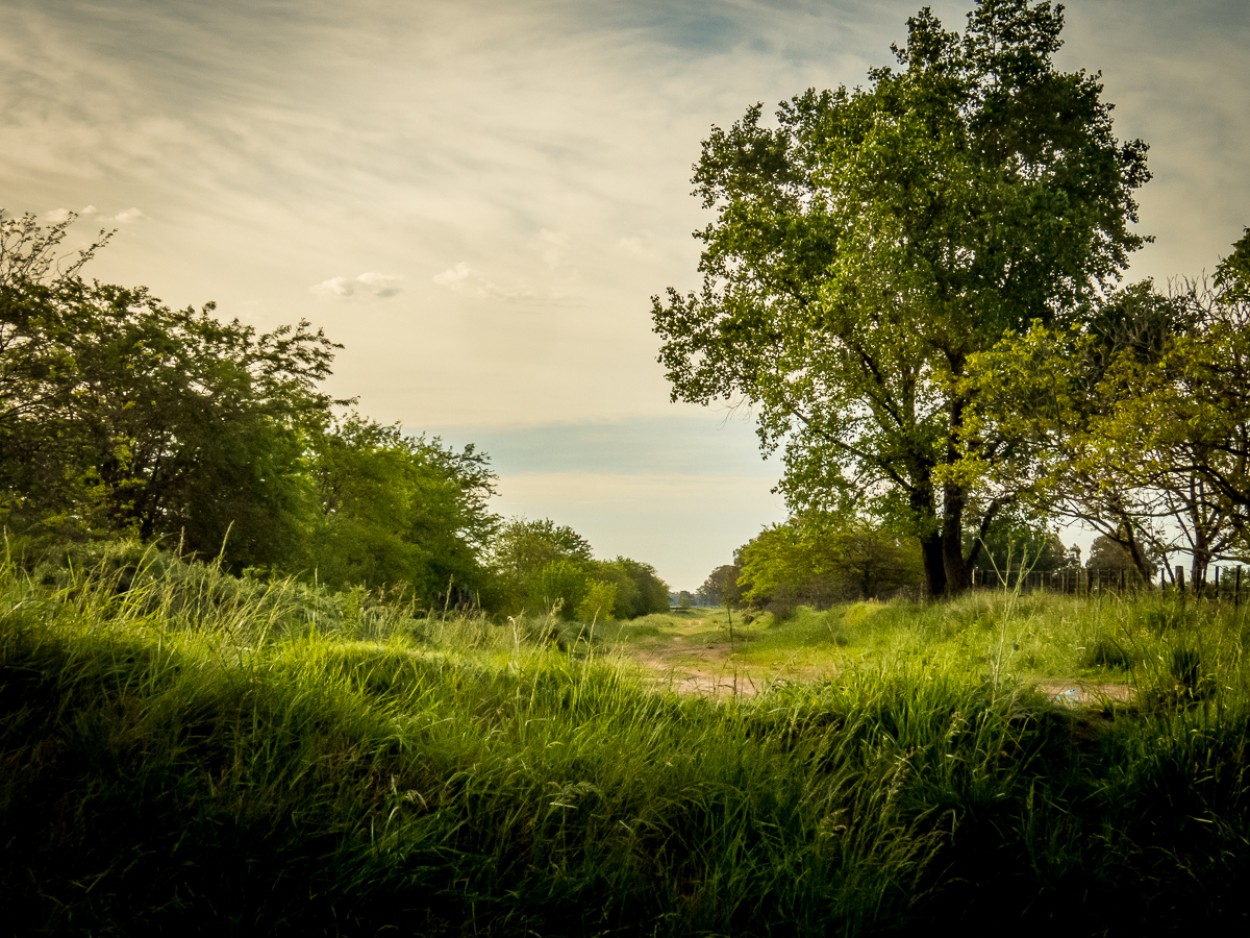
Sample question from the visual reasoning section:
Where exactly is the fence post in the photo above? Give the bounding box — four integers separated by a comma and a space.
1237, 566, 1243, 608
1175, 566, 1186, 599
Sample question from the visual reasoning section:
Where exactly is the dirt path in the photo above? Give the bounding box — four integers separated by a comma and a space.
620, 634, 1133, 706
629, 649, 777, 697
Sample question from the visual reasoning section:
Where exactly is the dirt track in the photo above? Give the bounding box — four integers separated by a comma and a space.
622, 637, 1133, 705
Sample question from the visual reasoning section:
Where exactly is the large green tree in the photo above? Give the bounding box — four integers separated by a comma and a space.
1, 211, 338, 568
651, 0, 1149, 596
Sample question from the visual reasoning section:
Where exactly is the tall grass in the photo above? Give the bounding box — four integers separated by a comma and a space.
5, 545, 1250, 933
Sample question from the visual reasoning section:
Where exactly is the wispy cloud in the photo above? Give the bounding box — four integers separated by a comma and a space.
432, 261, 550, 304
312, 271, 404, 299
42, 205, 144, 225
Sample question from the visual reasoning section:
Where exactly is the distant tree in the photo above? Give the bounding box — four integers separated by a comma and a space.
968, 509, 1070, 581
308, 415, 498, 607
596, 557, 670, 618
489, 519, 592, 579
486, 518, 592, 615
737, 514, 923, 614
576, 578, 619, 624
1086, 534, 1150, 577
698, 563, 743, 608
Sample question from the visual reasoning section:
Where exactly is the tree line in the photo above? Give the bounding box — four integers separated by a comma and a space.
655, 0, 1250, 598
0, 210, 669, 621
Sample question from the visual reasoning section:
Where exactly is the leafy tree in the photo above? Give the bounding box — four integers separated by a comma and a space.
1, 211, 338, 569
308, 415, 498, 607
967, 507, 1071, 581
595, 557, 670, 619
1216, 226, 1250, 301
528, 558, 594, 619
485, 520, 669, 620
1086, 534, 1150, 577
1086, 272, 1250, 584
487, 518, 595, 615
575, 577, 618, 624
651, 0, 1149, 596
737, 514, 922, 614
1, 211, 113, 528
961, 282, 1186, 582
974, 254, 1250, 588
698, 563, 744, 608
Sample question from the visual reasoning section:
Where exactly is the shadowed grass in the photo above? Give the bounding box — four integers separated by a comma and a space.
6, 545, 1250, 933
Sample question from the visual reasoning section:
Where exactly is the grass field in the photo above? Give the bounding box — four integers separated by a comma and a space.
4, 543, 1250, 934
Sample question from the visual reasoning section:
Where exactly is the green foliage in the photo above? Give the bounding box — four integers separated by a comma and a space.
652, 0, 1149, 596
308, 415, 498, 608
596, 556, 670, 619
0, 210, 548, 610
1, 210, 338, 571
576, 577, 618, 624
487, 517, 594, 615
698, 562, 743, 608
486, 520, 669, 620
1086, 534, 1144, 574
737, 514, 924, 614
971, 259, 1250, 585
1216, 226, 1250, 301
968, 508, 1071, 578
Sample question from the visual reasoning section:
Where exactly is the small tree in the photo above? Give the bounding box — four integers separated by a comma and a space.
698, 563, 743, 608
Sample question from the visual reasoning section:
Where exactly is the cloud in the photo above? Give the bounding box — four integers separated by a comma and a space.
432, 260, 544, 303
431, 260, 475, 289
538, 228, 570, 270
617, 231, 656, 257
41, 205, 143, 226
312, 271, 404, 299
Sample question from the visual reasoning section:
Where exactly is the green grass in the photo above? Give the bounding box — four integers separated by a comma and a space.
5, 546, 1250, 934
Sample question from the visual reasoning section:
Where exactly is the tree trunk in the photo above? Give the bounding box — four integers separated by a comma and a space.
909, 472, 947, 598
940, 482, 968, 596
920, 532, 947, 598
1190, 526, 1211, 594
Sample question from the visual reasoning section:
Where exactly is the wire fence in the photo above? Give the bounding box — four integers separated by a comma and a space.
970, 564, 1249, 603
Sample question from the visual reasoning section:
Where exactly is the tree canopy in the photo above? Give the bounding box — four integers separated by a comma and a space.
485, 518, 669, 620
735, 514, 924, 614
652, 0, 1149, 596
1, 211, 338, 567
307, 415, 499, 607
1, 209, 508, 610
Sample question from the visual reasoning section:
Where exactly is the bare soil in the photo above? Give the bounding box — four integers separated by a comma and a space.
621, 634, 1134, 706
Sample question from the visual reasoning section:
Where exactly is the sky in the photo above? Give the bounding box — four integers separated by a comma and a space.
3, 0, 1248, 590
